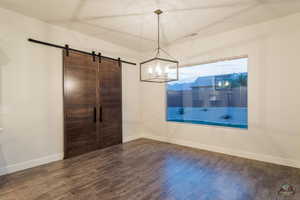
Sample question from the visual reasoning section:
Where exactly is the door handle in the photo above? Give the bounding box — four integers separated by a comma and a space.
99, 106, 103, 122
93, 107, 97, 123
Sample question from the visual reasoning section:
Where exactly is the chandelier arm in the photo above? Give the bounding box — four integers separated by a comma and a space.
156, 50, 160, 57
159, 48, 177, 61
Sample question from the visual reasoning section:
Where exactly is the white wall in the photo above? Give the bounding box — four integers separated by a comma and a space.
140, 13, 300, 168
0, 7, 141, 175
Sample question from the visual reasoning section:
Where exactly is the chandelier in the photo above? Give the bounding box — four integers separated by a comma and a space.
140, 9, 179, 83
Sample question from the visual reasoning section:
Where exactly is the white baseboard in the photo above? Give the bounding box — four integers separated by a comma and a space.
143, 134, 300, 169
0, 135, 140, 177
0, 153, 63, 176
1, 135, 298, 176
123, 134, 141, 143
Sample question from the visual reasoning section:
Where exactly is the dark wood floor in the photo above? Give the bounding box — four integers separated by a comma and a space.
0, 139, 299, 200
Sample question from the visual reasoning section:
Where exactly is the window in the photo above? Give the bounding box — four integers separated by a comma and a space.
166, 57, 248, 129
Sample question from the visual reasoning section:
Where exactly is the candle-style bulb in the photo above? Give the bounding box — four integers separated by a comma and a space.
156, 65, 162, 75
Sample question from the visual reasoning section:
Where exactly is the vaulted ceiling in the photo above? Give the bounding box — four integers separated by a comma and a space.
1, 0, 300, 51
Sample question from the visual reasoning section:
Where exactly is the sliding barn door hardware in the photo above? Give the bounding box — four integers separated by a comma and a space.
65, 45, 69, 56
28, 38, 136, 66
118, 58, 121, 67
98, 53, 102, 63
92, 51, 96, 62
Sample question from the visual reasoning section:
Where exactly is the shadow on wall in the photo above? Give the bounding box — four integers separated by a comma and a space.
0, 48, 10, 178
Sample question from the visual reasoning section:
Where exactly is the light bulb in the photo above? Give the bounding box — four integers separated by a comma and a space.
224, 81, 230, 86
164, 67, 170, 73
218, 81, 222, 87
148, 67, 153, 74
156, 65, 162, 76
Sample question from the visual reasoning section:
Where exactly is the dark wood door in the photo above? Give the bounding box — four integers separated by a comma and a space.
63, 51, 99, 158
99, 58, 122, 148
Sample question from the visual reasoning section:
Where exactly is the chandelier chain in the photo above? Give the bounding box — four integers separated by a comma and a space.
157, 12, 160, 56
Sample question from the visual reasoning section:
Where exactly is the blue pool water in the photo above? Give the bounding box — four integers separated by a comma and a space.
167, 107, 248, 129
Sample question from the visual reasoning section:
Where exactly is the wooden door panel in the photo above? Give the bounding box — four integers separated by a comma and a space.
101, 127, 122, 137
101, 108, 122, 129
64, 65, 97, 105
64, 51, 99, 158
101, 93, 121, 105
102, 130, 122, 148
65, 107, 96, 139
99, 58, 122, 148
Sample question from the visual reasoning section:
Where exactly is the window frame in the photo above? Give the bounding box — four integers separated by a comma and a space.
164, 55, 249, 129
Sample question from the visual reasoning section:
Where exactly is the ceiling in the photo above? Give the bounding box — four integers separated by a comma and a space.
1, 0, 300, 52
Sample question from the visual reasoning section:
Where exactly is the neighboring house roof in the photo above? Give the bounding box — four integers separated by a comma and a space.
191, 76, 215, 88
167, 82, 193, 91
168, 73, 247, 91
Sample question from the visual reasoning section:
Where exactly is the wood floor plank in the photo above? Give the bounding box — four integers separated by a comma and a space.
0, 139, 299, 200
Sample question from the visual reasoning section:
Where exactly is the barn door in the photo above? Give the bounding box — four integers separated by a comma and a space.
98, 58, 122, 148
63, 50, 99, 158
